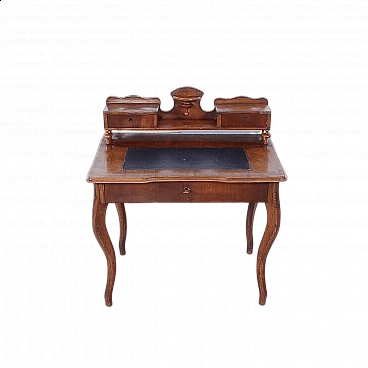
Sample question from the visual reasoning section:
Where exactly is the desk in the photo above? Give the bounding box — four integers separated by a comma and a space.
87, 88, 287, 307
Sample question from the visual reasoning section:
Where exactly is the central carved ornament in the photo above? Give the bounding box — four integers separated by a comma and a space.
171, 87, 204, 117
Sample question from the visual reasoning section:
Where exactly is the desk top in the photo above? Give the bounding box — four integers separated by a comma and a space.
87, 133, 287, 184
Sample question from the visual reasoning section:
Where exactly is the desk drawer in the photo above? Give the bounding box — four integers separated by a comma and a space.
105, 114, 156, 129
220, 113, 268, 129
104, 182, 268, 203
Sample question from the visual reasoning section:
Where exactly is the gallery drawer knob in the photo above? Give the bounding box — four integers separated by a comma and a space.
183, 186, 191, 194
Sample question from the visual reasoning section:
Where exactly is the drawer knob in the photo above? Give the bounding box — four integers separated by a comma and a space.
183, 186, 191, 194
129, 118, 133, 122
242, 117, 247, 123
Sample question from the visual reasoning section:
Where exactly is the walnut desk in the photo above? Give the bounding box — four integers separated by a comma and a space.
87, 87, 287, 307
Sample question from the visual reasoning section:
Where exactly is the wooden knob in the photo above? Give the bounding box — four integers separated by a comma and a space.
183, 187, 191, 194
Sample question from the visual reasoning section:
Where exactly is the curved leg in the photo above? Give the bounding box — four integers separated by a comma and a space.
257, 183, 281, 306
115, 203, 127, 256
92, 184, 116, 307
246, 203, 258, 254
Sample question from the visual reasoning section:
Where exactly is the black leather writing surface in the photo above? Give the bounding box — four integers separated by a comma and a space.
123, 148, 250, 170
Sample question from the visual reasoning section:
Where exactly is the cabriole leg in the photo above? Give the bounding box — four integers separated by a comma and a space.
92, 184, 117, 308
256, 183, 281, 306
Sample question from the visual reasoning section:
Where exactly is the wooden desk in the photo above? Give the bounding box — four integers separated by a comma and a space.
87, 88, 287, 307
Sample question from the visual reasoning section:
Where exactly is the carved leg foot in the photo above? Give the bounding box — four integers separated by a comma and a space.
115, 203, 127, 256
246, 202, 258, 254
257, 183, 280, 306
92, 184, 116, 307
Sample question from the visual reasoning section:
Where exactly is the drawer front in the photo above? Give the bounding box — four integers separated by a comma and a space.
221, 113, 269, 129
104, 182, 269, 203
105, 114, 156, 129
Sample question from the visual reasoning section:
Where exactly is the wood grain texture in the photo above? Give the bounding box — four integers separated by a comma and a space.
105, 182, 268, 203
246, 202, 258, 254
102, 87, 273, 135
257, 183, 281, 305
220, 113, 269, 129
106, 114, 156, 129
86, 135, 287, 184
92, 184, 116, 307
88, 88, 287, 306
164, 87, 210, 119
